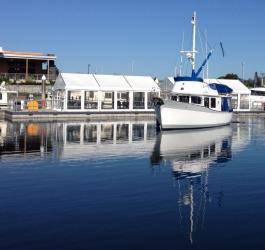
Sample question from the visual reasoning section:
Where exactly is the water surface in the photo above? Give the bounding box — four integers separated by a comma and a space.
0, 117, 264, 250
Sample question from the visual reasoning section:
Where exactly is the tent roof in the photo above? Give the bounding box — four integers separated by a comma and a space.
57, 73, 100, 90
124, 75, 160, 91
94, 74, 130, 91
54, 73, 160, 92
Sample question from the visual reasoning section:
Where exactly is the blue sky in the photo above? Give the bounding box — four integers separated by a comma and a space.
1, 0, 265, 79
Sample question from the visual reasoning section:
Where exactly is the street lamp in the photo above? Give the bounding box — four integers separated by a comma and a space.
41, 74, 46, 109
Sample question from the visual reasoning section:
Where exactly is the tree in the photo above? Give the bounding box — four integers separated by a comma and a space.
218, 73, 239, 79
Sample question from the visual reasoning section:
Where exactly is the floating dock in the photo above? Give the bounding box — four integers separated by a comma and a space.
1, 110, 156, 122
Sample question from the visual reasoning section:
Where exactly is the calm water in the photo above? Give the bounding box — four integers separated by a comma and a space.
0, 117, 264, 250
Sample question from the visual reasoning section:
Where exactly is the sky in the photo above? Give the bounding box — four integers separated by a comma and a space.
1, 0, 265, 79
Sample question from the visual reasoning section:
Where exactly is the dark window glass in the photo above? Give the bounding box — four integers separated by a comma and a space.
191, 96, 202, 104
204, 97, 209, 108
211, 98, 216, 108
179, 96, 189, 103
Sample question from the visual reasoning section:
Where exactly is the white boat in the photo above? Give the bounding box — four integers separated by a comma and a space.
154, 12, 233, 130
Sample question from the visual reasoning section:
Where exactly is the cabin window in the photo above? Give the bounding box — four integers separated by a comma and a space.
85, 91, 98, 109
191, 96, 202, 104
117, 91, 129, 109
0, 93, 2, 100
204, 97, 209, 108
67, 91, 81, 109
211, 98, 216, 108
179, 96, 189, 103
102, 92, 114, 109
171, 96, 177, 101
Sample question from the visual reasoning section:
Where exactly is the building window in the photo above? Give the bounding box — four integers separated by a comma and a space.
240, 94, 249, 109
147, 92, 159, 109
117, 92, 129, 109
102, 92, 114, 109
133, 92, 145, 109
67, 91, 81, 109
191, 96, 202, 104
171, 96, 177, 101
85, 91, 98, 109
211, 98, 216, 108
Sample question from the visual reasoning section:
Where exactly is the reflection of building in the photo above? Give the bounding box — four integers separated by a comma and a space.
53, 73, 160, 111
0, 122, 53, 155
60, 121, 156, 159
0, 46, 57, 83
0, 120, 157, 158
150, 126, 233, 244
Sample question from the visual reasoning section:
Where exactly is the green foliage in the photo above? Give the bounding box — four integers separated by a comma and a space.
218, 73, 239, 79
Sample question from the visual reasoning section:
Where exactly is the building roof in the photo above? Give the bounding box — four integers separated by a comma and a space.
54, 73, 160, 92
205, 79, 250, 94
0, 48, 56, 60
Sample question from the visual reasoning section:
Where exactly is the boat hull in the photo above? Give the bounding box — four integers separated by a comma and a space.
155, 100, 233, 130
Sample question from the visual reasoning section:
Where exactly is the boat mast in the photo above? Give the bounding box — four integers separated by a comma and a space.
191, 11, 196, 72
180, 12, 197, 78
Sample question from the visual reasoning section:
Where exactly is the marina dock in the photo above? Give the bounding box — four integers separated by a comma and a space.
1, 110, 156, 122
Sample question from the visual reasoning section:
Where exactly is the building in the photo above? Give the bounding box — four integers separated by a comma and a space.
0, 46, 57, 83
53, 73, 160, 111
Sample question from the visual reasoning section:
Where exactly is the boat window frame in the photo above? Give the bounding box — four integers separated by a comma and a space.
210, 97, 216, 108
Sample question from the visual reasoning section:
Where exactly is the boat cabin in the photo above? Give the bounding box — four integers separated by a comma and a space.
170, 78, 233, 112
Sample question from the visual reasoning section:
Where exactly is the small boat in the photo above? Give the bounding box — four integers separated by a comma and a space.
154, 12, 233, 130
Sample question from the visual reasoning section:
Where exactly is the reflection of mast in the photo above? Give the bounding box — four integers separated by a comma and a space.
189, 182, 194, 245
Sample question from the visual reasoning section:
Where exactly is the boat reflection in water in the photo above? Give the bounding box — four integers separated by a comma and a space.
151, 126, 233, 244
0, 120, 156, 159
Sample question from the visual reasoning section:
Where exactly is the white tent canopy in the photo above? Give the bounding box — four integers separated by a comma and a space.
124, 75, 160, 92
54, 73, 160, 92
54, 73, 100, 91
